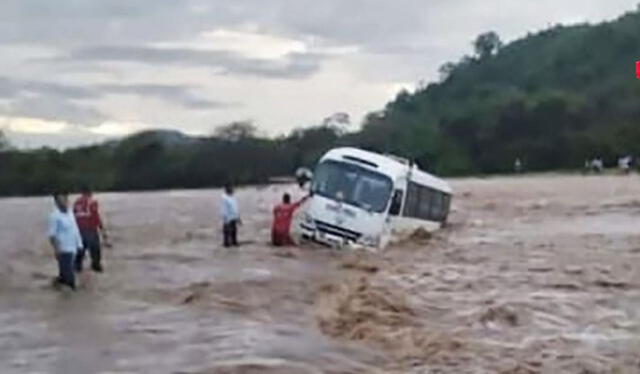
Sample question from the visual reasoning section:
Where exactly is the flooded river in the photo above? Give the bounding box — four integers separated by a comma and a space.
1, 174, 639, 373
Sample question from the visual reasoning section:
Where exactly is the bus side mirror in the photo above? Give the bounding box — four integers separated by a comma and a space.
389, 190, 403, 216
296, 167, 313, 188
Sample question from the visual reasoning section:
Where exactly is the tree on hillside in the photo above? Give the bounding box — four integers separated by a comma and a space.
215, 121, 257, 142
287, 124, 341, 167
322, 112, 351, 134
473, 31, 503, 59
438, 62, 458, 81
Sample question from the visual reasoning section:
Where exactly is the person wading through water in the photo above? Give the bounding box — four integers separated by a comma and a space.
220, 184, 241, 247
73, 185, 108, 272
48, 191, 83, 290
271, 193, 309, 246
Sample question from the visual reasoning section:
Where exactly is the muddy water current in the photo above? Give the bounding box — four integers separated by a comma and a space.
1, 175, 639, 373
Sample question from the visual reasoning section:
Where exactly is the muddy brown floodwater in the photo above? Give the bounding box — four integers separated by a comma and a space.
1, 174, 640, 373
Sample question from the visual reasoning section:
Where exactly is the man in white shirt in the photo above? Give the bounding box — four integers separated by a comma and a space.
592, 158, 604, 173
220, 184, 240, 247
48, 191, 83, 290
619, 156, 631, 175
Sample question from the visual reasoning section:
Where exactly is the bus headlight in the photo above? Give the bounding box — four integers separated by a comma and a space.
361, 234, 381, 247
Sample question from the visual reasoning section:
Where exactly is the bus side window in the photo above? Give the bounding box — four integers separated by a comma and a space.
418, 187, 433, 219
389, 190, 403, 216
442, 194, 451, 222
403, 182, 420, 217
430, 191, 444, 221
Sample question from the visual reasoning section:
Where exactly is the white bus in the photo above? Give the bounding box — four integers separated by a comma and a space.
298, 147, 452, 250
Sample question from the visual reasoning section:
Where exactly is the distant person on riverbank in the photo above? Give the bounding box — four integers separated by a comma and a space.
618, 156, 632, 175
272, 193, 309, 246
73, 186, 108, 273
514, 158, 523, 174
48, 191, 83, 290
591, 158, 604, 173
221, 184, 240, 247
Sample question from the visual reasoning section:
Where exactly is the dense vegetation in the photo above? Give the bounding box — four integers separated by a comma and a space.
0, 122, 347, 195
359, 9, 640, 174
2, 8, 640, 196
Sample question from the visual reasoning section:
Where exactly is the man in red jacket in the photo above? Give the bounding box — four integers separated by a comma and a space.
73, 185, 108, 272
272, 193, 308, 246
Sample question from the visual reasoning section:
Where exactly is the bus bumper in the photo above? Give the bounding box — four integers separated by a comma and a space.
300, 223, 350, 248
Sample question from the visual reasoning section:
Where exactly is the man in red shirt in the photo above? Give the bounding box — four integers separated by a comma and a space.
73, 185, 108, 272
272, 193, 308, 246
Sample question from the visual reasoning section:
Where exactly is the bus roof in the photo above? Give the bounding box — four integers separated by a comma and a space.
320, 147, 452, 194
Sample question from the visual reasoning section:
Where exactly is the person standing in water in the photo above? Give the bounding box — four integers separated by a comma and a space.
48, 191, 83, 290
73, 185, 108, 272
220, 184, 240, 247
272, 193, 309, 246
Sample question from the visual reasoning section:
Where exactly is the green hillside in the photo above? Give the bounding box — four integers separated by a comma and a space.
357, 8, 640, 174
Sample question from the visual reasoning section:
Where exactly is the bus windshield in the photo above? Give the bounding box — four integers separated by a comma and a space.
311, 160, 393, 213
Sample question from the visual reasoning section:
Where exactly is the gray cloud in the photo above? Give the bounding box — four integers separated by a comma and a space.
1, 0, 637, 148
0, 76, 232, 126
0, 0, 466, 51
3, 1, 637, 56
2, 96, 107, 126
0, 77, 105, 125
9, 1, 637, 83
0, 0, 204, 45
96, 83, 235, 109
0, 76, 98, 100
5, 1, 632, 56
61, 46, 324, 79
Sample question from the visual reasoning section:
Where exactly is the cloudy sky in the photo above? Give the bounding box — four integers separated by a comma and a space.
1, 0, 637, 148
